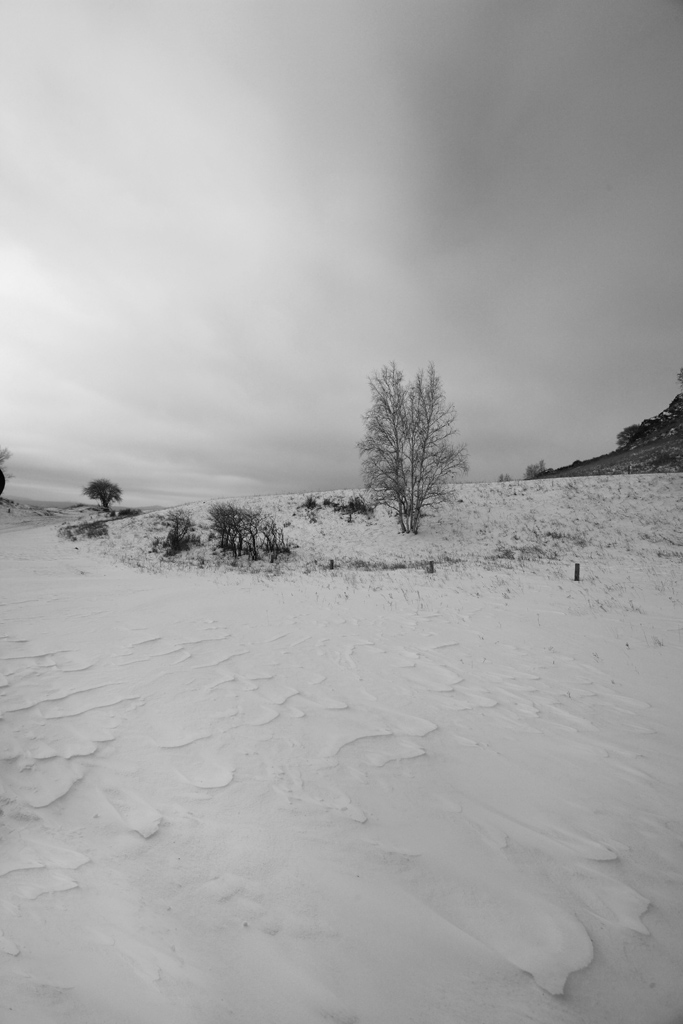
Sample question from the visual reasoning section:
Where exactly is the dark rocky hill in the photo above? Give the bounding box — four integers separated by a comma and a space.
541, 392, 683, 477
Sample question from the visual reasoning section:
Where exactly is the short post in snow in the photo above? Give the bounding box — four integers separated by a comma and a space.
574, 563, 580, 582
329, 559, 334, 570
427, 560, 435, 574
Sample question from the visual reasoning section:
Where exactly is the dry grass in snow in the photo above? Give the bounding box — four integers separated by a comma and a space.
74, 473, 683, 577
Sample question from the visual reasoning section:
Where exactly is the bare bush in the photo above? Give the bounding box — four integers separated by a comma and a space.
163, 510, 196, 554
208, 502, 290, 560
208, 502, 246, 556
346, 494, 373, 516
260, 516, 290, 555
242, 509, 262, 560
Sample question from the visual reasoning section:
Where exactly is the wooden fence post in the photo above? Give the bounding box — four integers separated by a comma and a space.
574, 563, 580, 581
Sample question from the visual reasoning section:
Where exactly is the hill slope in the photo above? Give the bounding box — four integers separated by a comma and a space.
63, 474, 683, 576
544, 392, 683, 477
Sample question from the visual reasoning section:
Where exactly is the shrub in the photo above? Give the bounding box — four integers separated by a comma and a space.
495, 545, 515, 559
59, 520, 109, 541
518, 543, 545, 559
163, 510, 195, 554
497, 473, 512, 482
524, 460, 547, 480
242, 509, 262, 559
208, 502, 290, 559
616, 424, 641, 449
346, 494, 373, 516
118, 508, 141, 518
260, 516, 290, 555
324, 494, 375, 519
208, 502, 247, 556
303, 495, 318, 510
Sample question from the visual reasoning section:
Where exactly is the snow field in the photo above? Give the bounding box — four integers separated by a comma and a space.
0, 474, 682, 1023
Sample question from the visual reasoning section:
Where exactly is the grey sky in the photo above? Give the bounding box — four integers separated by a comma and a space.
2, 0, 682, 505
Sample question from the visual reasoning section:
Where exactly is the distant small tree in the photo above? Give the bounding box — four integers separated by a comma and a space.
524, 460, 546, 480
677, 366, 683, 393
616, 423, 641, 449
358, 362, 468, 534
497, 473, 512, 482
83, 478, 122, 511
0, 446, 11, 469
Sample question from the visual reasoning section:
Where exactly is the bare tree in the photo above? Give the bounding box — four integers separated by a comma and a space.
207, 502, 249, 557
208, 502, 289, 559
242, 508, 262, 560
358, 362, 468, 534
0, 446, 11, 469
208, 502, 233, 550
82, 478, 122, 511
524, 460, 546, 480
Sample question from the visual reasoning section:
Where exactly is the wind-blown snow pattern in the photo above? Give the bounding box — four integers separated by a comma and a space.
1, 476, 682, 1023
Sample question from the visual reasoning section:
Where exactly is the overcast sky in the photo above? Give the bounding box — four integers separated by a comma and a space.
2, 0, 682, 506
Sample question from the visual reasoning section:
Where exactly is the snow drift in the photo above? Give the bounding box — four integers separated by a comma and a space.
1, 475, 682, 1023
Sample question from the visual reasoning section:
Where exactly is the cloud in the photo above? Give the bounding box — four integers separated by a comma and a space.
2, 0, 682, 504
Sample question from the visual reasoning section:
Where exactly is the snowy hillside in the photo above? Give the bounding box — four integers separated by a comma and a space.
543, 392, 683, 477
1, 475, 682, 1024
87, 473, 682, 574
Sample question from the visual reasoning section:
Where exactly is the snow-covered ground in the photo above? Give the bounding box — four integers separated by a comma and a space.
1, 476, 682, 1024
